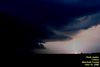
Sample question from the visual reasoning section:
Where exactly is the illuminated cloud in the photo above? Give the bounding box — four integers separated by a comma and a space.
36, 25, 100, 54
45, 12, 100, 42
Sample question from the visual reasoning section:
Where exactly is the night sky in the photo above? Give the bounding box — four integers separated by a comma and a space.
0, 0, 100, 55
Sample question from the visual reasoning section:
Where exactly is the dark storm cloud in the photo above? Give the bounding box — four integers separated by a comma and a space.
38, 0, 100, 41
60, 13, 100, 31
46, 12, 100, 41
0, 0, 100, 53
